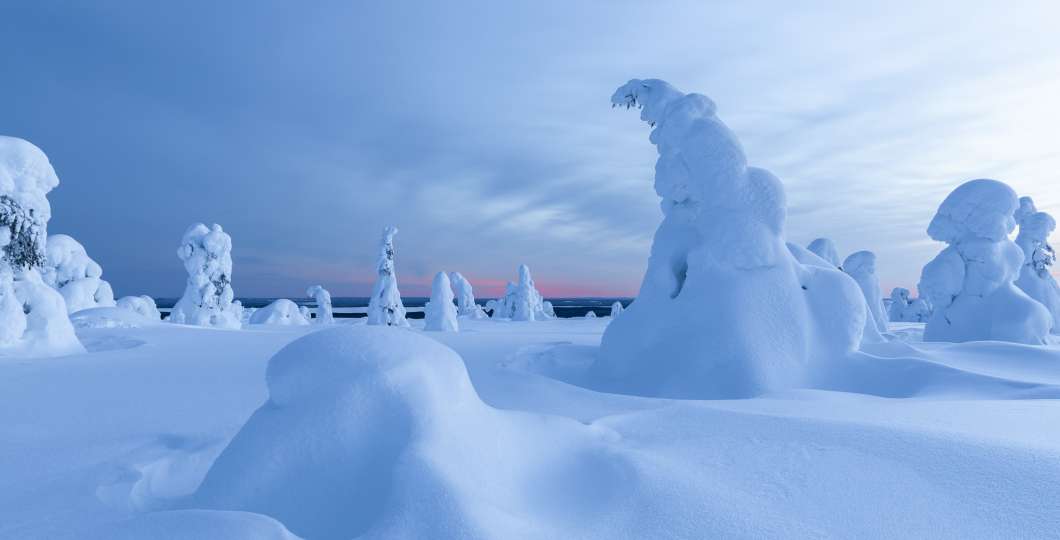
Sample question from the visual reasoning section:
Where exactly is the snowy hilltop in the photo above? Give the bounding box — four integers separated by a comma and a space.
169, 223, 243, 329
592, 79, 868, 398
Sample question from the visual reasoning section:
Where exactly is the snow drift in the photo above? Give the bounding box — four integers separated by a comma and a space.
424, 272, 458, 332
249, 299, 310, 326
366, 226, 408, 327
42, 234, 116, 312
919, 179, 1051, 344
592, 79, 867, 398
169, 223, 242, 329
1014, 196, 1060, 333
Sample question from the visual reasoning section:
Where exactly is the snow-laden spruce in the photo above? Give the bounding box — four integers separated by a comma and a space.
449, 271, 487, 319
169, 223, 243, 329
807, 238, 841, 268
42, 234, 116, 313
610, 301, 624, 317
886, 288, 931, 323
116, 295, 161, 321
918, 179, 1050, 344
305, 285, 334, 324
489, 264, 552, 321
249, 299, 309, 326
424, 271, 459, 332
1013, 196, 1060, 333
843, 251, 888, 333
592, 80, 867, 398
366, 226, 408, 327
0, 136, 83, 356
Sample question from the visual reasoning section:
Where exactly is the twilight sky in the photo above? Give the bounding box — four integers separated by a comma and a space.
2, 1, 1059, 298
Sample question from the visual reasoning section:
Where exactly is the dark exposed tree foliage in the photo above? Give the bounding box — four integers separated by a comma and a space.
0, 196, 45, 271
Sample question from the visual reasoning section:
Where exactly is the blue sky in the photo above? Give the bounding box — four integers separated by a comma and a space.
2, 1, 1058, 297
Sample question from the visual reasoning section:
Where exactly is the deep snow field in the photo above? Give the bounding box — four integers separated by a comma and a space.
2, 317, 1060, 539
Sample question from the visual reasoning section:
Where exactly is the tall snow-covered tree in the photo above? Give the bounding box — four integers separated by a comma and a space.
367, 226, 409, 327
1013, 196, 1060, 333
306, 285, 334, 324
424, 271, 459, 332
169, 223, 243, 329
42, 234, 116, 313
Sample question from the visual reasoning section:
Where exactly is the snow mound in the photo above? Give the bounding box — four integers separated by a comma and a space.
170, 223, 242, 329
448, 272, 487, 319
490, 264, 552, 321
919, 179, 1051, 344
843, 251, 887, 333
42, 234, 116, 312
71, 306, 158, 329
366, 226, 408, 327
592, 79, 867, 398
424, 271, 458, 332
807, 238, 841, 268
117, 295, 162, 321
249, 299, 310, 326
305, 285, 333, 324
1014, 196, 1060, 333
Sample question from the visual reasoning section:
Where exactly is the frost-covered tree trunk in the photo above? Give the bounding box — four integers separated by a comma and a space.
367, 226, 408, 327
306, 285, 334, 324
424, 272, 458, 332
170, 223, 243, 329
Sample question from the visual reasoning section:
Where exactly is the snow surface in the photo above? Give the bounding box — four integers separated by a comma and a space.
919, 179, 1051, 344
170, 223, 242, 329
424, 271, 458, 332
366, 226, 408, 327
1014, 196, 1060, 333
305, 285, 334, 325
594, 79, 868, 398
249, 299, 310, 326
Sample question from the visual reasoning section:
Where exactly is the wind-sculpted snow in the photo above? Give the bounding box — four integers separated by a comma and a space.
807, 238, 841, 268
489, 264, 552, 321
593, 79, 867, 398
366, 226, 408, 327
424, 271, 458, 332
0, 137, 82, 357
888, 287, 931, 323
919, 179, 1051, 344
42, 234, 116, 313
249, 299, 310, 326
170, 223, 242, 329
305, 285, 333, 324
449, 271, 487, 319
1014, 196, 1060, 333
843, 251, 887, 333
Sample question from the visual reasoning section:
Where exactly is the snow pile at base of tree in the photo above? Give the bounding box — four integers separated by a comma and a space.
448, 272, 487, 319
919, 179, 1051, 344
807, 238, 841, 268
1014, 196, 1060, 333
843, 251, 888, 333
489, 264, 552, 321
0, 136, 83, 357
367, 226, 408, 327
304, 285, 333, 324
169, 223, 242, 329
610, 301, 624, 317
592, 79, 867, 398
424, 272, 458, 332
249, 299, 310, 326
41, 234, 115, 313
116, 295, 162, 321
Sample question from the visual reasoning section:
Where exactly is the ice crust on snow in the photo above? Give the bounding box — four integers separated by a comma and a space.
919, 179, 1051, 344
424, 272, 459, 332
807, 238, 841, 268
169, 223, 242, 329
42, 233, 116, 313
448, 271, 487, 319
843, 251, 888, 333
1013, 196, 1060, 333
489, 264, 552, 321
366, 226, 408, 327
593, 79, 867, 398
0, 136, 83, 357
305, 285, 333, 324
249, 299, 310, 326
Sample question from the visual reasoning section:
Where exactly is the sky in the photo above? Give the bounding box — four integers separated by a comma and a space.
2, 1, 1059, 298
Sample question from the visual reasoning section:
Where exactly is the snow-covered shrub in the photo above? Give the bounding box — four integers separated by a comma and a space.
584, 310, 597, 319
592, 80, 867, 398
305, 285, 334, 324
249, 299, 309, 326
918, 179, 1050, 344
610, 301, 624, 317
490, 265, 552, 321
424, 271, 458, 332
887, 287, 931, 323
366, 226, 408, 327
807, 238, 841, 268
1013, 196, 1060, 333
42, 234, 115, 312
448, 271, 487, 319
169, 223, 242, 329
116, 295, 161, 321
0, 136, 83, 357
843, 251, 888, 333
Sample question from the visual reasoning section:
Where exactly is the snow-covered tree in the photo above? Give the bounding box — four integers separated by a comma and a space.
424, 271, 459, 332
0, 136, 83, 356
169, 223, 242, 329
366, 226, 408, 327
807, 238, 841, 268
610, 301, 624, 317
592, 80, 868, 398
489, 264, 552, 321
449, 271, 487, 319
843, 251, 887, 333
585, 310, 598, 319
1013, 196, 1060, 333
249, 299, 309, 325
306, 285, 334, 324
117, 295, 161, 320
918, 179, 1050, 344
42, 234, 115, 313
887, 287, 931, 323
